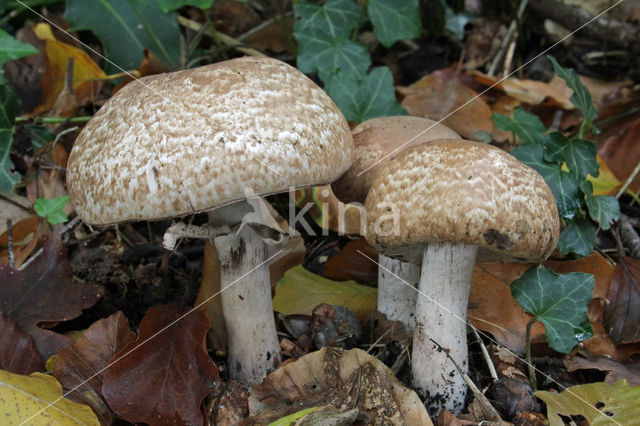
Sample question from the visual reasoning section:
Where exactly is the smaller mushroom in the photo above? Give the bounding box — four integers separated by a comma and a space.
364, 140, 559, 415
332, 116, 460, 330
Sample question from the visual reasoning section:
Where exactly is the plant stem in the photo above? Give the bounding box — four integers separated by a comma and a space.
525, 317, 537, 391
351, 1, 368, 41
15, 116, 91, 124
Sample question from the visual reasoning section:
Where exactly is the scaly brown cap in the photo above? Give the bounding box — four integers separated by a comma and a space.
364, 139, 560, 263
67, 57, 353, 225
332, 116, 459, 204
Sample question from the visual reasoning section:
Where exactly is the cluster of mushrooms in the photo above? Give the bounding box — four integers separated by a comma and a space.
66, 57, 560, 415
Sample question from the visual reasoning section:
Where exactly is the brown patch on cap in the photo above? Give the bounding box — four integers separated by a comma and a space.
332, 116, 460, 204
67, 57, 353, 225
364, 139, 560, 263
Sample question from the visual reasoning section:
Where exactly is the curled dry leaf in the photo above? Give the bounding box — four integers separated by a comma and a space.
599, 117, 640, 193
53, 311, 136, 425
603, 257, 640, 345
0, 232, 104, 360
249, 347, 432, 425
102, 304, 219, 426
564, 356, 640, 386
0, 310, 43, 375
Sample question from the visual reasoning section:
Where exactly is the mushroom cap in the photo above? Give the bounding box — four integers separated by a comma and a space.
67, 57, 353, 225
364, 139, 560, 263
332, 116, 460, 204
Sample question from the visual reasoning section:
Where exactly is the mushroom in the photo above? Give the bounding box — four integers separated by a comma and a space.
66, 56, 353, 384
363, 139, 559, 414
332, 116, 460, 330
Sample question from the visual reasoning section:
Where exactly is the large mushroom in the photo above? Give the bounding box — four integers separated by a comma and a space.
364, 139, 559, 414
67, 56, 353, 384
332, 116, 460, 329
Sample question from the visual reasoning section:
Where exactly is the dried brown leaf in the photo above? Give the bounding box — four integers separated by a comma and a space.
0, 310, 43, 375
102, 304, 219, 426
0, 232, 104, 360
249, 347, 432, 425
53, 311, 136, 424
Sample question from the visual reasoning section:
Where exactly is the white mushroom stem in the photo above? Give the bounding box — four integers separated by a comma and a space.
412, 242, 478, 416
377, 255, 420, 330
213, 224, 281, 384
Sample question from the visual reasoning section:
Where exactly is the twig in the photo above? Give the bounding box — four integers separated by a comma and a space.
616, 159, 640, 199
429, 338, 502, 421
488, 0, 529, 76
7, 219, 15, 270
176, 16, 266, 58
470, 325, 498, 382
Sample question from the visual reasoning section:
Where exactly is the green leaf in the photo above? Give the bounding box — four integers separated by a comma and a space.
586, 194, 620, 231
492, 108, 547, 145
443, 4, 472, 40
548, 55, 597, 122
157, 0, 214, 12
581, 181, 620, 230
543, 133, 599, 180
0, 85, 19, 191
367, 0, 421, 47
324, 67, 406, 122
24, 124, 55, 150
295, 31, 370, 79
511, 265, 594, 354
293, 0, 360, 39
536, 380, 640, 426
34, 196, 70, 225
0, 29, 39, 69
64, 0, 181, 73
273, 265, 377, 321
510, 144, 582, 219
557, 218, 596, 257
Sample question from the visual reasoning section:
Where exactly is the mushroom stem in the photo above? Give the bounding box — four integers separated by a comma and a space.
214, 224, 281, 384
377, 255, 420, 330
412, 241, 478, 416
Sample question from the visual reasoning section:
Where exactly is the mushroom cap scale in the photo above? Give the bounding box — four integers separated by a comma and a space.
332, 116, 460, 204
364, 139, 560, 263
67, 57, 353, 225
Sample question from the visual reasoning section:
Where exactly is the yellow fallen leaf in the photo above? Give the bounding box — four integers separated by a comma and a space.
0, 369, 99, 425
31, 23, 105, 115
536, 380, 640, 426
589, 155, 621, 196
273, 265, 376, 321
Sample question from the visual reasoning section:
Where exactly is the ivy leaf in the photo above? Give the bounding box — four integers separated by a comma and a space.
157, 0, 214, 12
543, 132, 599, 180
557, 218, 597, 257
511, 265, 594, 354
0, 85, 19, 191
442, 2, 473, 40
548, 55, 597, 122
293, 0, 360, 39
295, 31, 370, 80
324, 67, 406, 122
492, 108, 547, 145
0, 29, 40, 70
34, 196, 70, 225
24, 124, 55, 150
580, 181, 620, 230
64, 0, 181, 72
367, 0, 421, 47
510, 144, 581, 219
